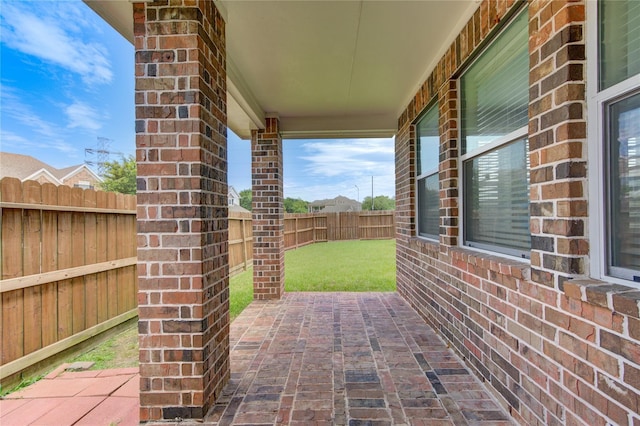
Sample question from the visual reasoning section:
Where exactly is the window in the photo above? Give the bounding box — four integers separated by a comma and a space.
416, 104, 439, 239
606, 92, 640, 281
460, 8, 530, 258
589, 0, 640, 283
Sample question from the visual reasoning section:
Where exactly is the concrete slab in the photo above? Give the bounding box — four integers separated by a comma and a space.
0, 399, 29, 417
111, 375, 140, 398
75, 396, 139, 426
5, 377, 95, 399
0, 397, 70, 425
76, 374, 131, 397
97, 367, 139, 377
30, 396, 105, 425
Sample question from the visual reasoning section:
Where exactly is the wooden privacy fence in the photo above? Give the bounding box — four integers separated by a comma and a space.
229, 210, 395, 274
0, 178, 137, 384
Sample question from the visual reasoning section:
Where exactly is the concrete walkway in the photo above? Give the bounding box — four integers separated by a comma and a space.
1, 292, 513, 425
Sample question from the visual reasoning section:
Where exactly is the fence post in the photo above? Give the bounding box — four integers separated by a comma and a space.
241, 217, 248, 271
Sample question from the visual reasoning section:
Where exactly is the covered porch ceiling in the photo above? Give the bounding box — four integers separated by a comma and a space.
86, 0, 479, 140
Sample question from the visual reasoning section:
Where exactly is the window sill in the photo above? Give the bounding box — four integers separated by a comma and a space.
564, 278, 640, 320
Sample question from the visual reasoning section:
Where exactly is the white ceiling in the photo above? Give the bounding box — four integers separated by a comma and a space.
86, 0, 478, 139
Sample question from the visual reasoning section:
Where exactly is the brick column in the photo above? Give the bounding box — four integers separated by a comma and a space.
251, 117, 285, 299
134, 1, 229, 422
438, 80, 459, 249
528, 1, 587, 289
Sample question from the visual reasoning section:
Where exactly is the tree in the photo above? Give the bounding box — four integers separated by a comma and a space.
361, 195, 395, 211
239, 189, 252, 211
284, 197, 309, 213
100, 155, 136, 195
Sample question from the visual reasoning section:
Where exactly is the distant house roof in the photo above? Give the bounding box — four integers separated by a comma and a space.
0, 152, 102, 185
309, 195, 361, 213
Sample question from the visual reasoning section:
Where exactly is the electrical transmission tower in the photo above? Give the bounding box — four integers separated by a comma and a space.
85, 137, 123, 176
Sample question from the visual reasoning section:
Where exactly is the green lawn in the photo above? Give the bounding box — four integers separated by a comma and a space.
230, 239, 396, 318
285, 239, 396, 292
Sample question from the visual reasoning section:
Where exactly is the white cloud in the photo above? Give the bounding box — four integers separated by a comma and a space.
0, 3, 112, 85
1, 87, 56, 136
0, 87, 78, 155
65, 101, 102, 130
299, 138, 395, 178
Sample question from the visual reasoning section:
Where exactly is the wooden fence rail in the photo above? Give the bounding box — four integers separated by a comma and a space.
0, 178, 137, 385
229, 210, 395, 274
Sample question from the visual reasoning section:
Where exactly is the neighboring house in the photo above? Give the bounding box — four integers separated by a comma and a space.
228, 186, 240, 206
228, 186, 250, 213
0, 152, 102, 189
308, 195, 361, 213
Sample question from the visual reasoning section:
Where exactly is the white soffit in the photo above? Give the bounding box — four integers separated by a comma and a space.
84, 0, 479, 140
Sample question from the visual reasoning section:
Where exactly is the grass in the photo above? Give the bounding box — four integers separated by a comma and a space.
285, 239, 396, 292
3, 239, 395, 394
229, 239, 397, 316
70, 324, 139, 370
230, 266, 254, 320
0, 374, 43, 397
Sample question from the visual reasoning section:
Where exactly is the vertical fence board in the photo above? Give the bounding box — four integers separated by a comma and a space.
1, 179, 24, 364
70, 187, 86, 335
22, 181, 43, 355
116, 194, 126, 314
1, 178, 23, 280
56, 186, 73, 340
96, 191, 109, 323
2, 290, 23, 364
106, 192, 118, 318
40, 183, 58, 347
84, 191, 98, 328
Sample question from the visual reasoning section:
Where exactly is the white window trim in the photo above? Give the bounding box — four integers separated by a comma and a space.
459, 126, 528, 162
586, 0, 640, 287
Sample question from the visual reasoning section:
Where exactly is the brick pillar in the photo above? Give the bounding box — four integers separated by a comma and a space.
528, 1, 587, 289
134, 1, 229, 422
251, 117, 285, 300
438, 80, 459, 249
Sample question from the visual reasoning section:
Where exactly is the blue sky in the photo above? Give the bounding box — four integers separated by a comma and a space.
1, 1, 395, 202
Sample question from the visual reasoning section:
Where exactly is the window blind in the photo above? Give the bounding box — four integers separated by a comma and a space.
609, 92, 640, 277
599, 0, 640, 90
461, 10, 529, 154
464, 138, 530, 256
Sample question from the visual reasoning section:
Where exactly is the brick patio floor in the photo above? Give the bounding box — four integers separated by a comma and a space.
207, 292, 513, 426
0, 292, 514, 425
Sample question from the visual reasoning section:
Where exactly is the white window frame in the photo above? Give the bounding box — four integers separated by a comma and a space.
587, 0, 640, 287
415, 103, 440, 241
459, 127, 529, 259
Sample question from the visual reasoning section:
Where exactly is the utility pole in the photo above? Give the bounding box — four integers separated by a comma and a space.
371, 176, 374, 211
85, 137, 123, 176
354, 185, 359, 203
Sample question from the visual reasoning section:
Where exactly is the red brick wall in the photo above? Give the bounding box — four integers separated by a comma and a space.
134, 0, 229, 422
396, 1, 640, 425
251, 117, 285, 299
63, 168, 100, 189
